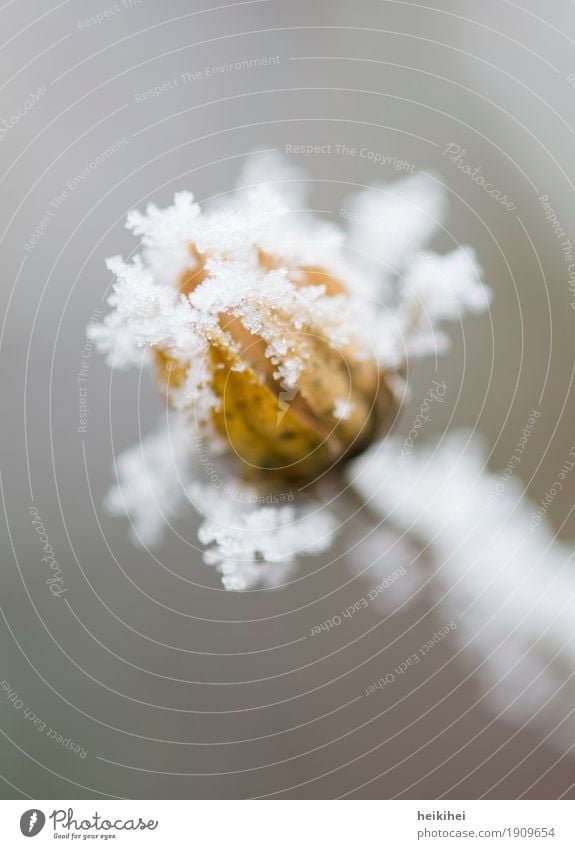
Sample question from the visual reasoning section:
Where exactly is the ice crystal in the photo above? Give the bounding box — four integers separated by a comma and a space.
350, 433, 575, 748
104, 413, 194, 548
333, 398, 355, 420
104, 413, 336, 589
194, 483, 337, 591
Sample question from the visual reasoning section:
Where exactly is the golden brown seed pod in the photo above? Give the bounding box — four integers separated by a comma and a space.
155, 248, 398, 484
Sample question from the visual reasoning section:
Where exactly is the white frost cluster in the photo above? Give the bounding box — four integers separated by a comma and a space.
91, 152, 490, 385
193, 483, 337, 591
92, 151, 492, 588
351, 433, 575, 749
104, 413, 195, 548
105, 412, 337, 590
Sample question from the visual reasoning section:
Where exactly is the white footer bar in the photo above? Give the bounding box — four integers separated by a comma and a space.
2, 799, 574, 848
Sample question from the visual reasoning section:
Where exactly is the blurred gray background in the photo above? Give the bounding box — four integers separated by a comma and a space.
1, 0, 575, 799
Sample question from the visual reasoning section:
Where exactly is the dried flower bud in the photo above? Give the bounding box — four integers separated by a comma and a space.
155, 248, 398, 483
91, 161, 488, 490
91, 154, 490, 588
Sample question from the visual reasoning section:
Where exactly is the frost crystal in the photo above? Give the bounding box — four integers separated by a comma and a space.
333, 398, 355, 420
350, 433, 575, 748
104, 414, 194, 547
193, 484, 337, 590
104, 413, 336, 590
